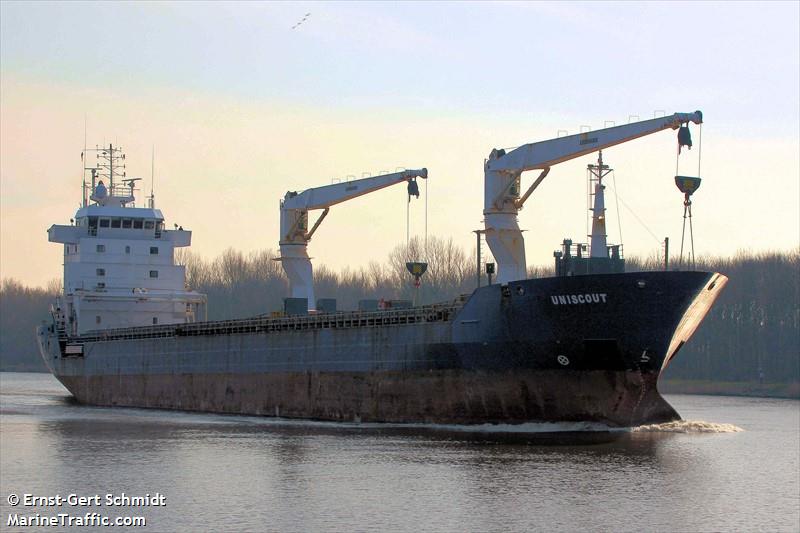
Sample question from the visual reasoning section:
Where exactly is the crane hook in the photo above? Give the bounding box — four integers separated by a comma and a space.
407, 178, 420, 201
678, 123, 692, 154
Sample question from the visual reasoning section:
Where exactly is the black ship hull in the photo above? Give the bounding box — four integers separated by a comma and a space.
38, 271, 727, 427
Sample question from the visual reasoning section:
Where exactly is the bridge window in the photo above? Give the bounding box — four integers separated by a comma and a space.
96, 244, 105, 253
150, 247, 159, 255
133, 219, 143, 229
99, 219, 110, 228
110, 218, 121, 228
149, 270, 159, 278
152, 317, 158, 325
122, 219, 132, 229
144, 221, 155, 230
96, 268, 105, 276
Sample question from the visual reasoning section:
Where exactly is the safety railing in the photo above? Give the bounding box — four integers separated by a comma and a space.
69, 302, 464, 344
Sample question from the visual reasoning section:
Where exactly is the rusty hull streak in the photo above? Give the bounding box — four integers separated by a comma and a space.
58, 369, 677, 428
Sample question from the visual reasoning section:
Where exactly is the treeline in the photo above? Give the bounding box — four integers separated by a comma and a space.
177, 236, 479, 319
0, 279, 60, 371
655, 251, 800, 383
1, 240, 798, 385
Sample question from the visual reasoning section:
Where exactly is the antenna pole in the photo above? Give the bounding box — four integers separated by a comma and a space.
474, 230, 482, 288
82, 115, 88, 206
108, 143, 114, 190
150, 145, 155, 208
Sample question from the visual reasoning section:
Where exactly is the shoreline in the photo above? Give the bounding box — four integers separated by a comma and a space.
2, 370, 798, 400
660, 379, 800, 400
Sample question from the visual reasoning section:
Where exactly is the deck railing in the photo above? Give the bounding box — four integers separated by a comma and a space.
69, 302, 464, 344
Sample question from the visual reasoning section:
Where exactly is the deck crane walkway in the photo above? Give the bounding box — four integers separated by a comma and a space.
483, 111, 703, 284
279, 168, 428, 311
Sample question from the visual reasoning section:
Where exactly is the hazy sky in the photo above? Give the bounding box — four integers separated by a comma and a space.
2, 1, 798, 288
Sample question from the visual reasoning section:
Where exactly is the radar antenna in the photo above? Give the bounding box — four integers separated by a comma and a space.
82, 144, 138, 207
122, 177, 142, 190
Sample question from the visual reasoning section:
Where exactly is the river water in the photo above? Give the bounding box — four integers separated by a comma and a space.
1, 372, 798, 532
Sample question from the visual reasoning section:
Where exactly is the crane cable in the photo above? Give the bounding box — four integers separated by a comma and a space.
611, 171, 623, 249
406, 194, 410, 249
690, 123, 703, 263
424, 175, 428, 262
605, 179, 662, 245
697, 123, 703, 177
677, 122, 703, 269
406, 175, 429, 262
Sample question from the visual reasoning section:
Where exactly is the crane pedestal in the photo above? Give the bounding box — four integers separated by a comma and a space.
278, 244, 315, 312
483, 213, 527, 284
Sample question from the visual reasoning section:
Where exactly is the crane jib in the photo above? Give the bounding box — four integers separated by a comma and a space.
482, 109, 703, 284
279, 167, 429, 312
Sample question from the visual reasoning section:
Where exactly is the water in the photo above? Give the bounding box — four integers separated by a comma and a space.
1, 372, 798, 532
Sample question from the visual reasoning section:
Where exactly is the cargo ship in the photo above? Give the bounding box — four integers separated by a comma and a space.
37, 111, 727, 427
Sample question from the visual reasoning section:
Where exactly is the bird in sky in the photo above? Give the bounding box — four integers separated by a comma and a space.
292, 12, 311, 30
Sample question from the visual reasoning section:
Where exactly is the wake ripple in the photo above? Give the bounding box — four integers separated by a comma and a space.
633, 420, 744, 433
404, 421, 621, 434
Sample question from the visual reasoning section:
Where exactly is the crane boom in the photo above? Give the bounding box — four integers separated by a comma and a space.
282, 168, 427, 211
484, 111, 703, 284
486, 112, 702, 174
279, 168, 428, 311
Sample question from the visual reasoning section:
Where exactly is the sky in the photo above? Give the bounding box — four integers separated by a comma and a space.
1, 1, 798, 288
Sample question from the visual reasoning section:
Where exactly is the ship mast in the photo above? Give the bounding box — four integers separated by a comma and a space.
587, 151, 613, 258
95, 143, 126, 192
82, 144, 140, 207
82, 117, 88, 207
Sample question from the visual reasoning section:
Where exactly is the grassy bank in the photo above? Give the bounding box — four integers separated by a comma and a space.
660, 379, 800, 399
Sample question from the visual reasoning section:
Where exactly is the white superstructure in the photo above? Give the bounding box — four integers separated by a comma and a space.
48, 144, 206, 335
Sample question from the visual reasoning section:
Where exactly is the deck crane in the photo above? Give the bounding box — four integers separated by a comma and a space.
279, 168, 428, 311
483, 111, 703, 284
